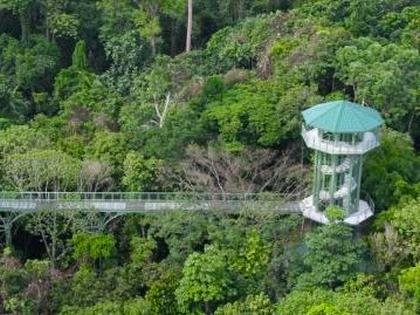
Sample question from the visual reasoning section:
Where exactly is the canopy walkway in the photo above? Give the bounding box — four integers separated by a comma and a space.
0, 191, 302, 214
0, 191, 302, 245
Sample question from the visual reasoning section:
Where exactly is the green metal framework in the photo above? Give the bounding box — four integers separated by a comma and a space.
312, 145, 364, 214
304, 124, 381, 217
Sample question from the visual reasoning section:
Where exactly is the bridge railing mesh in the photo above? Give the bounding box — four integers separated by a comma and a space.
0, 191, 283, 202
0, 191, 306, 214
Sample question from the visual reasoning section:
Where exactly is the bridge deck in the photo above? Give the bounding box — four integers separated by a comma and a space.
0, 192, 302, 214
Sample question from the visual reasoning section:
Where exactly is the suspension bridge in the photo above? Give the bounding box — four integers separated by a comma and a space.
0, 191, 302, 213
0, 191, 303, 245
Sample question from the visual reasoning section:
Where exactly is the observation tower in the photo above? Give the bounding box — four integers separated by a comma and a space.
300, 100, 383, 225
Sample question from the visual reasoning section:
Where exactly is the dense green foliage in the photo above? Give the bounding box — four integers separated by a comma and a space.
0, 0, 418, 314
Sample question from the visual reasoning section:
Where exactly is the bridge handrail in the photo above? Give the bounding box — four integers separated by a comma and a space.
0, 191, 284, 202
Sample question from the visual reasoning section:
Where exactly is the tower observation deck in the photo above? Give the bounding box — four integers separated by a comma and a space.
300, 100, 383, 225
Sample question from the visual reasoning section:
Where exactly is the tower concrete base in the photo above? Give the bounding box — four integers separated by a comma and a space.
300, 196, 373, 225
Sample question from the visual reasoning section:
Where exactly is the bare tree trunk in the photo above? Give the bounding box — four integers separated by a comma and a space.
19, 8, 30, 46
204, 301, 211, 315
171, 18, 177, 56
407, 111, 414, 133
150, 37, 156, 56
186, 0, 193, 52
4, 223, 12, 248
153, 93, 172, 128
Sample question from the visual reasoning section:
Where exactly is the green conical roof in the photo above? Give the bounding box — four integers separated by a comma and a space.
302, 100, 383, 133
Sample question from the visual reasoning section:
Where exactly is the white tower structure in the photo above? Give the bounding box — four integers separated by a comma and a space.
300, 101, 383, 225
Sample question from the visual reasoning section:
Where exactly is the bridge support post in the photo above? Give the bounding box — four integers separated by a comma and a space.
100, 213, 122, 231
0, 212, 27, 247
85, 211, 122, 232
3, 221, 12, 247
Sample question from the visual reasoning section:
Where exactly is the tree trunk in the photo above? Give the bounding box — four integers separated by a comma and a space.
186, 0, 193, 52
204, 301, 211, 315
4, 223, 12, 248
170, 18, 177, 56
151, 37, 156, 56
19, 8, 30, 46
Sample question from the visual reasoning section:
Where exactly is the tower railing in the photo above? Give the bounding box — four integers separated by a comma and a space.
301, 126, 379, 155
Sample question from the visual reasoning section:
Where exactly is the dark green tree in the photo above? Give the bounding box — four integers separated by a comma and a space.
297, 209, 365, 289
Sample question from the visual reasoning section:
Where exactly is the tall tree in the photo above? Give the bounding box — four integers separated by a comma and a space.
71, 40, 88, 70
176, 245, 234, 314
297, 208, 365, 289
0, 0, 33, 45
26, 209, 92, 268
